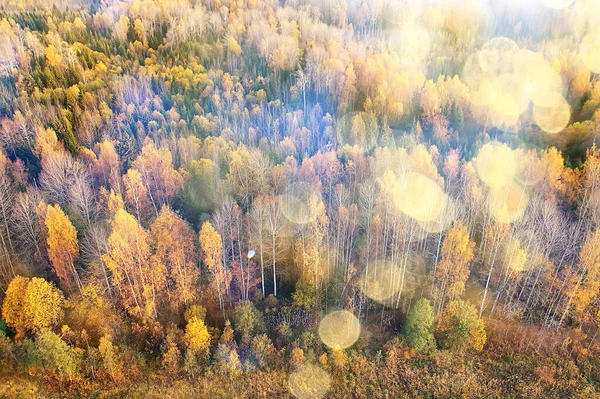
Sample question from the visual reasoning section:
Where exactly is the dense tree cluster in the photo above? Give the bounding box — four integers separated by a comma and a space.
0, 0, 599, 397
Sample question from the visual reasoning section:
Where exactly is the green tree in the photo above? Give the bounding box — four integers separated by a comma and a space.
98, 334, 123, 382
35, 329, 79, 379
180, 159, 218, 226
404, 299, 436, 352
292, 273, 317, 311
438, 300, 486, 352
233, 301, 264, 345
250, 334, 276, 369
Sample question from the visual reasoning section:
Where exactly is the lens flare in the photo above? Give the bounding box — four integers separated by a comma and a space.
280, 183, 320, 225
288, 364, 331, 399
523, 60, 563, 107
515, 151, 545, 186
318, 310, 361, 349
579, 30, 600, 74
478, 37, 519, 76
541, 0, 575, 9
488, 181, 528, 223
361, 261, 402, 304
418, 197, 456, 234
474, 143, 517, 189
502, 237, 529, 272
391, 172, 448, 222
533, 95, 571, 134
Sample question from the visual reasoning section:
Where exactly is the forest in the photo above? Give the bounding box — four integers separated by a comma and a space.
0, 0, 599, 397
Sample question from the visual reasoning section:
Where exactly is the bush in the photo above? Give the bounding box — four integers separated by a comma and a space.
233, 301, 264, 345
250, 334, 276, 369
35, 329, 79, 379
404, 298, 436, 352
438, 300, 486, 352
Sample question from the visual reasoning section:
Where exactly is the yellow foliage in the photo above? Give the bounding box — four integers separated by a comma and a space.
184, 317, 210, 356
45, 204, 79, 291
2, 276, 64, 339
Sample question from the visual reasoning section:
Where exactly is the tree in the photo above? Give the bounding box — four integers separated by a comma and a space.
45, 204, 81, 292
123, 168, 151, 223
98, 334, 123, 382
232, 301, 264, 345
292, 273, 318, 311
227, 147, 272, 208
404, 299, 436, 352
103, 209, 165, 321
131, 140, 183, 214
12, 189, 45, 268
35, 329, 78, 379
559, 229, 600, 325
199, 221, 230, 314
180, 159, 218, 226
250, 334, 276, 369
150, 207, 199, 312
438, 300, 486, 352
433, 221, 475, 313
2, 276, 64, 339
94, 140, 121, 193
184, 316, 210, 357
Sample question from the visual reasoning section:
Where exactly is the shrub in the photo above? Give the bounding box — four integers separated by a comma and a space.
438, 300, 486, 352
35, 329, 79, 379
233, 301, 264, 345
404, 298, 436, 352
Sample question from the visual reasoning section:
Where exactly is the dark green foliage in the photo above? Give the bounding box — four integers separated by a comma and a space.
404, 299, 436, 352
233, 302, 265, 345
0, 318, 7, 337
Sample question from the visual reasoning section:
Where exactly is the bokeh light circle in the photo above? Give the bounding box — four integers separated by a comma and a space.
361, 261, 403, 304
280, 182, 320, 225
288, 363, 331, 399
541, 0, 575, 9
579, 30, 600, 74
393, 172, 448, 222
533, 94, 570, 134
474, 143, 517, 189
318, 310, 361, 350
488, 181, 529, 223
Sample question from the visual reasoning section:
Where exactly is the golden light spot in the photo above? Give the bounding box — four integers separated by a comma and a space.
388, 24, 431, 66
533, 94, 571, 134
288, 364, 331, 399
318, 310, 361, 350
523, 60, 563, 107
580, 30, 600, 74
515, 152, 545, 186
474, 143, 517, 189
280, 183, 320, 225
418, 197, 456, 234
361, 262, 402, 304
478, 37, 519, 76
462, 53, 486, 90
502, 238, 528, 272
541, 0, 575, 9
361, 256, 423, 306
488, 182, 528, 223
392, 172, 448, 222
